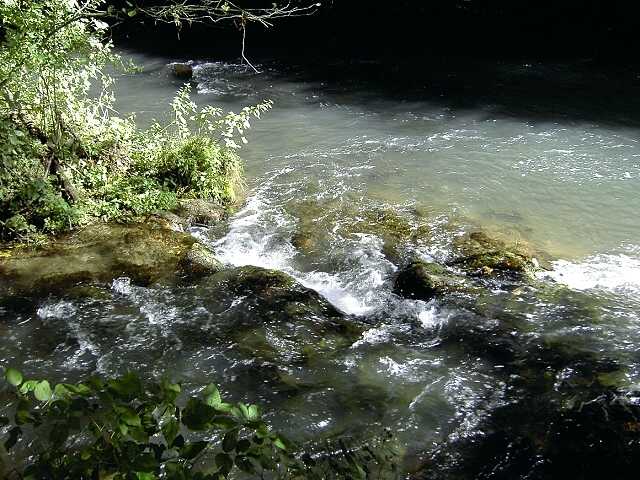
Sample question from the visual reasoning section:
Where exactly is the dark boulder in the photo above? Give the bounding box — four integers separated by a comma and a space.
394, 260, 470, 301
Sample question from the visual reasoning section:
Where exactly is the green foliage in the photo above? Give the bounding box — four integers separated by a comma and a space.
133, 135, 243, 205
1, 369, 399, 480
0, 1, 271, 243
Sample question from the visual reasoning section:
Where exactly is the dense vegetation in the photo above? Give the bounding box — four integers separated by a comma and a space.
0, 0, 271, 244
0, 369, 398, 479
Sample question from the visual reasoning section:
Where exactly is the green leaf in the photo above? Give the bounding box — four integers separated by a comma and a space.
61, 383, 92, 396
210, 415, 238, 430
238, 403, 250, 420
235, 455, 256, 474
203, 383, 221, 408
4, 426, 21, 450
5, 368, 22, 386
222, 429, 238, 452
108, 372, 143, 399
129, 426, 150, 444
120, 407, 142, 427
180, 441, 207, 460
215, 452, 233, 474
135, 473, 155, 480
236, 438, 251, 453
133, 452, 158, 471
246, 404, 259, 421
19, 380, 38, 395
273, 437, 287, 451
162, 418, 180, 446
182, 398, 216, 431
34, 380, 52, 402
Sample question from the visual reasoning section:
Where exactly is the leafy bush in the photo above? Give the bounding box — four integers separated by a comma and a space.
0, 1, 271, 243
0, 369, 399, 480
132, 136, 243, 205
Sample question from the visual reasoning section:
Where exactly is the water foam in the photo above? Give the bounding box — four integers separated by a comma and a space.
540, 246, 640, 296
208, 197, 393, 315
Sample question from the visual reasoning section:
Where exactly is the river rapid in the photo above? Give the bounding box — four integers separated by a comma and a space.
2, 51, 640, 477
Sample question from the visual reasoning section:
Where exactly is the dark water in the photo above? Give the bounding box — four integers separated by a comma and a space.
2, 51, 640, 478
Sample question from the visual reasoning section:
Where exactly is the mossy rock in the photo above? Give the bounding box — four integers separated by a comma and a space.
178, 242, 223, 276
394, 260, 470, 301
202, 266, 363, 365
286, 199, 430, 265
170, 62, 193, 79
451, 231, 539, 277
0, 218, 199, 295
173, 199, 227, 226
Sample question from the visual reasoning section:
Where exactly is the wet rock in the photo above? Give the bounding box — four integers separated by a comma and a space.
393, 260, 469, 301
173, 198, 227, 226
286, 199, 431, 265
291, 231, 316, 253
0, 218, 198, 294
450, 231, 539, 278
178, 242, 223, 276
151, 210, 189, 231
170, 62, 193, 79
202, 266, 363, 365
340, 208, 419, 264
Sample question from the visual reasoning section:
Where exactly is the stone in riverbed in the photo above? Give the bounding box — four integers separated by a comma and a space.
178, 242, 223, 276
173, 199, 227, 226
393, 260, 469, 301
201, 266, 363, 365
450, 231, 539, 278
170, 62, 193, 79
0, 217, 223, 295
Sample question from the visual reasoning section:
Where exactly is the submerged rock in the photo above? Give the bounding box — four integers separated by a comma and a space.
394, 260, 469, 301
0, 218, 221, 294
450, 231, 539, 278
201, 266, 363, 365
173, 199, 227, 226
170, 62, 193, 79
287, 198, 431, 265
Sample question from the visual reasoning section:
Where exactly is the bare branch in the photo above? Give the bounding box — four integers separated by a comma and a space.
135, 1, 322, 28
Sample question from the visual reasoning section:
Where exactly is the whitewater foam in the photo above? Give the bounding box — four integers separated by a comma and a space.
540, 247, 640, 296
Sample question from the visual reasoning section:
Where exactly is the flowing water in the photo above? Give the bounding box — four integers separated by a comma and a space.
2, 51, 640, 476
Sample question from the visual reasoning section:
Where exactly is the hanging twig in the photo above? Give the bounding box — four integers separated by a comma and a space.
240, 18, 259, 73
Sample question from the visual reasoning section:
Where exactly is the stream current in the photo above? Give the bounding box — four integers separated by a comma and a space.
2, 52, 640, 477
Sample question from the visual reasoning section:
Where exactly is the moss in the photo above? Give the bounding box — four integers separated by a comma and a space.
451, 230, 538, 277
0, 218, 197, 294
178, 242, 223, 276
200, 266, 364, 365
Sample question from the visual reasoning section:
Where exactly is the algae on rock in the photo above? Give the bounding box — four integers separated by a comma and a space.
0, 217, 223, 295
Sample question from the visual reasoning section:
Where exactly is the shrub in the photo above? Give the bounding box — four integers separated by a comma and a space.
0, 0, 271, 244
0, 369, 400, 480
133, 136, 243, 205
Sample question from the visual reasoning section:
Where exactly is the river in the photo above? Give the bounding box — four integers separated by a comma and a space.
2, 50, 640, 477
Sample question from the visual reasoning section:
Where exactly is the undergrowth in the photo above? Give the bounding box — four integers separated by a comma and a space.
0, 0, 271, 245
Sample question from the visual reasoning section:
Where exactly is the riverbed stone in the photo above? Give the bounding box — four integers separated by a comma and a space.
202, 265, 363, 365
178, 242, 223, 276
170, 62, 193, 79
173, 198, 227, 226
393, 260, 469, 301
450, 231, 538, 277
0, 218, 201, 294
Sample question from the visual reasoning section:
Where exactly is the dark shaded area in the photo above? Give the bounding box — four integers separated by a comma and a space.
114, 1, 640, 127
413, 292, 640, 480
117, 0, 640, 62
